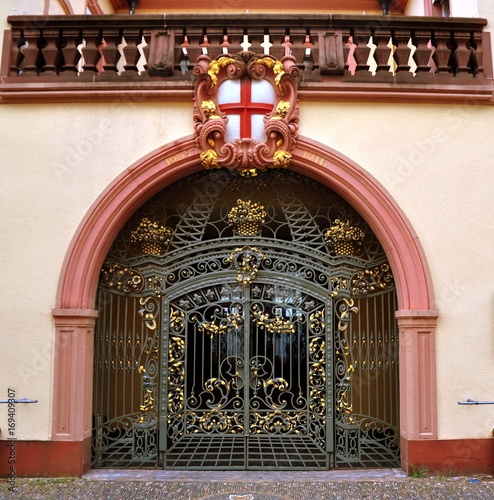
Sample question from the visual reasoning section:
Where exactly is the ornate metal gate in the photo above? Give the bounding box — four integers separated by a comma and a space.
92, 169, 400, 469
163, 278, 330, 469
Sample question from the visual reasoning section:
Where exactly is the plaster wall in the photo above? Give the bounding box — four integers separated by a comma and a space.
0, 100, 493, 443
0, 102, 191, 440
301, 102, 494, 441
95, 0, 115, 14
450, 0, 480, 18
404, 0, 425, 16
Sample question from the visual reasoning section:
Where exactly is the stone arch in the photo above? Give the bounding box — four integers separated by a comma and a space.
52, 135, 437, 474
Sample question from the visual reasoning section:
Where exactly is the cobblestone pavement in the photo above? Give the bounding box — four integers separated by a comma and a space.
1, 470, 493, 499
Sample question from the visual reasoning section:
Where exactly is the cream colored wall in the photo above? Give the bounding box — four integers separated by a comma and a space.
405, 0, 425, 16
450, 0, 480, 18
0, 99, 493, 442
0, 102, 192, 440
301, 102, 494, 440
96, 0, 115, 14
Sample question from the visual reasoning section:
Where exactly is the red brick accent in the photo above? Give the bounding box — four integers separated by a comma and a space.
0, 437, 91, 477
2, 437, 492, 476
402, 437, 494, 475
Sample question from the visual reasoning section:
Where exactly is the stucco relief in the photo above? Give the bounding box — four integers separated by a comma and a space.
193, 51, 299, 171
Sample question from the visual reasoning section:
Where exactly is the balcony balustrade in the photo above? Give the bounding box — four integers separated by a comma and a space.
1, 13, 492, 103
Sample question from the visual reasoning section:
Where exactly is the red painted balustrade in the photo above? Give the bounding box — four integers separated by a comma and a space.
1, 14, 491, 102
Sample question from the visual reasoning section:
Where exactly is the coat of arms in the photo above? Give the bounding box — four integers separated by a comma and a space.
193, 51, 299, 172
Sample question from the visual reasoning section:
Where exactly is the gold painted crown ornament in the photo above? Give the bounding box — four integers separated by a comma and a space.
324, 219, 365, 256
131, 218, 172, 255
228, 199, 267, 236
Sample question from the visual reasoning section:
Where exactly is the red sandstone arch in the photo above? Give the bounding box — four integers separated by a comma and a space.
52, 135, 438, 475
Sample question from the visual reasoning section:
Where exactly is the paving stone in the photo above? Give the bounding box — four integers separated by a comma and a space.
1, 472, 494, 500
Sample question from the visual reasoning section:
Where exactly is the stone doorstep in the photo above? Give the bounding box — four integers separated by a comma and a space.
82, 468, 408, 482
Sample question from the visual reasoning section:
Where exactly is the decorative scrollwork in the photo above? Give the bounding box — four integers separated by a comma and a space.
170, 308, 185, 333
139, 296, 158, 331
331, 276, 349, 297
167, 334, 185, 435
227, 246, 265, 285
251, 410, 305, 435
335, 298, 359, 424
251, 304, 300, 335
197, 312, 243, 338
138, 366, 155, 423
309, 309, 325, 335
199, 409, 232, 432
351, 263, 394, 295
169, 336, 185, 363
100, 261, 143, 293
338, 298, 359, 332
146, 276, 163, 297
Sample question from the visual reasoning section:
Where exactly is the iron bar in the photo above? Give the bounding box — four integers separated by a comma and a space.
0, 398, 37, 403
458, 398, 494, 405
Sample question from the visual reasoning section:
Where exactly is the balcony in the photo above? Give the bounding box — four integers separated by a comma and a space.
1, 13, 492, 103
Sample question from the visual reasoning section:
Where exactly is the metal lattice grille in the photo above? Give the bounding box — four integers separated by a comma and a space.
164, 435, 327, 469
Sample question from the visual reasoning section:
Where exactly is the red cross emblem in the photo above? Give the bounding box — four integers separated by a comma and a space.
218, 77, 275, 141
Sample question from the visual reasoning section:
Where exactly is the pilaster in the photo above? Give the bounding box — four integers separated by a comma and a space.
51, 309, 98, 443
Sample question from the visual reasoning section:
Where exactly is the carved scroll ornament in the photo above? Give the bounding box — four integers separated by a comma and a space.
193, 51, 299, 172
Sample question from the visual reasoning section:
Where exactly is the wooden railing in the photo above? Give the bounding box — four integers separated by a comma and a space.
1, 14, 491, 102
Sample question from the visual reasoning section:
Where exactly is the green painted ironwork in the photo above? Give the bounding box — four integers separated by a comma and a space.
91, 169, 399, 469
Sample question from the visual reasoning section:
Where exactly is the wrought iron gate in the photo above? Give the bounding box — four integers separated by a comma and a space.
162, 279, 331, 469
92, 169, 400, 469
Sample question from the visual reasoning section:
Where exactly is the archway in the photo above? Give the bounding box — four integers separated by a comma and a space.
52, 135, 437, 474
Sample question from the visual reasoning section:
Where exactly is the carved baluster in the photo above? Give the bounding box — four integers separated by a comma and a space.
302, 32, 314, 73
270, 33, 284, 61
100, 29, 121, 76
9, 29, 25, 76
122, 30, 142, 76
185, 32, 201, 71
220, 31, 231, 55
471, 31, 484, 78
290, 33, 305, 67
141, 30, 151, 75
40, 29, 62, 76
453, 32, 473, 77
20, 29, 42, 77
343, 30, 353, 74
260, 29, 272, 56
353, 29, 371, 75
178, 31, 190, 75
282, 32, 293, 58
60, 29, 82, 76
412, 30, 433, 77
228, 32, 243, 55
392, 30, 412, 78
200, 31, 210, 56
432, 30, 453, 75
206, 33, 222, 60
372, 29, 392, 79
81, 29, 102, 76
